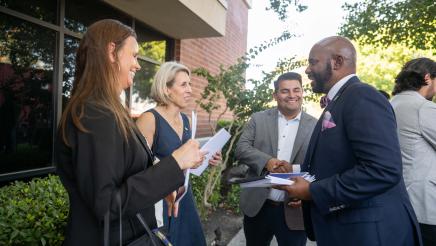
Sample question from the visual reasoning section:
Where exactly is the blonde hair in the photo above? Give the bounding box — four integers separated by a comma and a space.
59, 19, 136, 145
150, 61, 190, 105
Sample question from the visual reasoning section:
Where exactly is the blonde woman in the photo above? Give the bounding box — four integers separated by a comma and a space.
136, 61, 221, 246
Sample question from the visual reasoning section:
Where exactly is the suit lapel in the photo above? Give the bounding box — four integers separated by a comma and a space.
269, 108, 279, 157
305, 77, 359, 171
290, 111, 310, 163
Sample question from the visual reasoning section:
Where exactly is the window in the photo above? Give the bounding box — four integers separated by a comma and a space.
64, 0, 130, 34
0, 0, 57, 24
0, 0, 172, 181
130, 21, 169, 117
0, 13, 56, 174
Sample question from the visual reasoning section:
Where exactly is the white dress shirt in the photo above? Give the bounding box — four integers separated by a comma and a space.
327, 74, 356, 100
268, 110, 302, 201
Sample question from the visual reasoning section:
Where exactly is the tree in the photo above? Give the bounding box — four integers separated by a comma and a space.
340, 0, 436, 50
356, 43, 436, 95
266, 0, 307, 21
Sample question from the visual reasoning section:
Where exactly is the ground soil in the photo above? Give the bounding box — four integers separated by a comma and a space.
201, 207, 243, 246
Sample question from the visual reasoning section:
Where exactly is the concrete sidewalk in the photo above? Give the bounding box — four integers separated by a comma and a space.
228, 228, 317, 246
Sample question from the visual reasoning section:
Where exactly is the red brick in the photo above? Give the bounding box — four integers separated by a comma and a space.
175, 1, 247, 137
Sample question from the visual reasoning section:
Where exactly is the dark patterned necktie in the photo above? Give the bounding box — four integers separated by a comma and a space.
320, 95, 331, 108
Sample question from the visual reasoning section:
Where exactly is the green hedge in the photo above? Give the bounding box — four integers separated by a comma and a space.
0, 175, 68, 245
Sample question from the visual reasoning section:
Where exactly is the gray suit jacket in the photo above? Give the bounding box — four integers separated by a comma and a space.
391, 91, 436, 225
235, 108, 317, 230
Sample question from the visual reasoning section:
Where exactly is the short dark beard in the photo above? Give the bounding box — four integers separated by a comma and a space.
311, 62, 332, 93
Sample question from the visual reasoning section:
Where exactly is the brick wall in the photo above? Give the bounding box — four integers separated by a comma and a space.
174, 0, 249, 137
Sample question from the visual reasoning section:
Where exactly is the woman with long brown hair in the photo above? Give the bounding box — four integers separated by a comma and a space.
56, 19, 204, 245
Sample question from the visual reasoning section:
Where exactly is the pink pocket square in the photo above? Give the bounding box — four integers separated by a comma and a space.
321, 111, 336, 131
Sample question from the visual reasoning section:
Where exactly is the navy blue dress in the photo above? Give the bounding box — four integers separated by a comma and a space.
148, 109, 206, 246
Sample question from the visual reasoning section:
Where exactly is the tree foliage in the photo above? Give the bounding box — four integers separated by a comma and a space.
340, 0, 436, 50
356, 42, 436, 95
266, 0, 308, 21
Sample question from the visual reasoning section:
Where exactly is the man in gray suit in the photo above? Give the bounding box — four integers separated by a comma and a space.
235, 72, 317, 246
391, 57, 436, 246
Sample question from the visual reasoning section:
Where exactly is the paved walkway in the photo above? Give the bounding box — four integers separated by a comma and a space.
228, 228, 317, 246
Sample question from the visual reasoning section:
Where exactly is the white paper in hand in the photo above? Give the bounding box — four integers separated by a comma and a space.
191, 111, 197, 140
191, 128, 231, 176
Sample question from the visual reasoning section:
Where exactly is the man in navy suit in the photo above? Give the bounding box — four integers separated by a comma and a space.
280, 36, 422, 245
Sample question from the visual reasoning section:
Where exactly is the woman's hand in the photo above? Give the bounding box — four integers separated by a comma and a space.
165, 190, 181, 217
172, 139, 207, 170
208, 151, 222, 166
165, 191, 177, 217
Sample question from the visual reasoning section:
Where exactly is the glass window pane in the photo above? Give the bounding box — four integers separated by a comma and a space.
65, 0, 130, 34
135, 21, 167, 63
62, 35, 80, 108
0, 14, 56, 174
138, 41, 167, 64
0, 0, 57, 24
130, 60, 159, 117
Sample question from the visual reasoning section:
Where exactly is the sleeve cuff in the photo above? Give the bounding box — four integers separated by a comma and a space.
292, 164, 301, 173
159, 155, 185, 186
309, 180, 345, 215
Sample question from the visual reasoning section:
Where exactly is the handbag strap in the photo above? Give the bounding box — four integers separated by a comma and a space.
135, 213, 158, 246
104, 190, 158, 246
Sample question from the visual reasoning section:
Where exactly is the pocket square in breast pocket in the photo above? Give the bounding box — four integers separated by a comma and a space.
321, 111, 336, 131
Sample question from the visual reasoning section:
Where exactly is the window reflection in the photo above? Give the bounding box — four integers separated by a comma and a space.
63, 35, 80, 107
0, 0, 57, 24
65, 0, 130, 34
130, 60, 159, 117
0, 14, 55, 173
139, 41, 166, 64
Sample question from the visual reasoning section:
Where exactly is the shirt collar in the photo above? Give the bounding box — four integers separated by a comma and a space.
278, 109, 302, 121
327, 74, 356, 100
399, 90, 426, 100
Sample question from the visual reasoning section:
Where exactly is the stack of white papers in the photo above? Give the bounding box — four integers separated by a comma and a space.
239, 172, 315, 188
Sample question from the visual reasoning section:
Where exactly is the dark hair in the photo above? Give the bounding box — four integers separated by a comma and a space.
392, 57, 436, 95
274, 72, 302, 91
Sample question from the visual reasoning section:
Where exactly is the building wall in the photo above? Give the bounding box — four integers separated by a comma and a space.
175, 0, 249, 137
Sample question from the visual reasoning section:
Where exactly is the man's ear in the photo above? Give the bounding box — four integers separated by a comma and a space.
332, 55, 344, 70
107, 42, 116, 63
424, 73, 431, 85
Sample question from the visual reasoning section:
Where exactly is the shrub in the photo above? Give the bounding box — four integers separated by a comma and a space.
0, 175, 68, 245
191, 168, 221, 218
221, 184, 241, 213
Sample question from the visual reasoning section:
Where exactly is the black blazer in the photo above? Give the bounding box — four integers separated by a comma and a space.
56, 103, 185, 245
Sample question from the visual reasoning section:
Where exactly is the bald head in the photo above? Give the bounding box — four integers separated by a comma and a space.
315, 36, 357, 70
305, 36, 357, 94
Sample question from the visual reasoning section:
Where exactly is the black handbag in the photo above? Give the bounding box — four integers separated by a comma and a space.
104, 191, 171, 246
